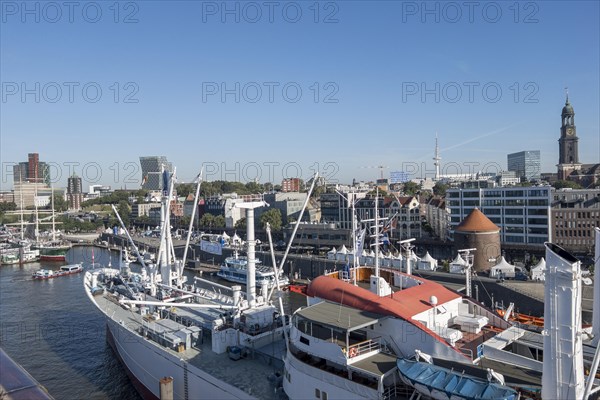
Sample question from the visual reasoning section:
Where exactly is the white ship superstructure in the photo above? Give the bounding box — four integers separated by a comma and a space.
282, 199, 600, 399
85, 169, 318, 399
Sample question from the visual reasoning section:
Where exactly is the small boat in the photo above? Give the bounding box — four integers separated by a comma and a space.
1, 249, 40, 265
397, 358, 519, 400
32, 263, 83, 280
217, 251, 289, 289
58, 263, 84, 275
32, 269, 57, 280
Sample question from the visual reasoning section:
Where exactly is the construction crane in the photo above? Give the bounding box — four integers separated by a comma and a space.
360, 165, 389, 180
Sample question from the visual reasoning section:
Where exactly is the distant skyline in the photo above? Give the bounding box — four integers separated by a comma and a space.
1, 1, 599, 189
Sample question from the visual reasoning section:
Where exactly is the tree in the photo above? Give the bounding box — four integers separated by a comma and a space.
553, 180, 583, 189
49, 193, 68, 212
403, 181, 420, 196
235, 217, 247, 230
245, 182, 263, 194
117, 200, 131, 227
0, 202, 17, 212
433, 182, 448, 197
213, 215, 225, 228
199, 213, 215, 228
310, 184, 326, 199
175, 183, 195, 198
260, 208, 282, 231
179, 215, 191, 227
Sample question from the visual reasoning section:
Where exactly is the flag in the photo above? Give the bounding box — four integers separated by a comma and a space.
382, 233, 390, 245
382, 214, 397, 233
355, 228, 366, 258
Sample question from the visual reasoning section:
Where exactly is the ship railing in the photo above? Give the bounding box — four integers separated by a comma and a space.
346, 337, 388, 359
458, 347, 474, 360
382, 384, 409, 400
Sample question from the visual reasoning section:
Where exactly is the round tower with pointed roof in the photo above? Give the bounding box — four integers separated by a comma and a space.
454, 208, 501, 272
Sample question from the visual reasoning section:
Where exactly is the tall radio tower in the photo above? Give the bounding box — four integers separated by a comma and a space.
433, 133, 441, 181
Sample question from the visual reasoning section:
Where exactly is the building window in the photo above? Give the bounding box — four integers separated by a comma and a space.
315, 389, 321, 399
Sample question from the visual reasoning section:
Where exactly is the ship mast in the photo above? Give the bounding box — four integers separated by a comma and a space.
374, 188, 380, 279
181, 169, 203, 287
18, 170, 24, 240
157, 167, 176, 286
51, 183, 56, 241
234, 199, 267, 308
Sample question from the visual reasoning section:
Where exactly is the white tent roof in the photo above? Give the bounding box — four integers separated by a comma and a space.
328, 247, 337, 254
420, 251, 437, 264
221, 232, 230, 239
493, 256, 515, 270
367, 250, 375, 257
531, 257, 546, 271
232, 233, 242, 243
451, 254, 467, 265
338, 245, 348, 254
395, 253, 404, 260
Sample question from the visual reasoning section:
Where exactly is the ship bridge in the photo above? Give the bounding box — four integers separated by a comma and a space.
289, 301, 403, 397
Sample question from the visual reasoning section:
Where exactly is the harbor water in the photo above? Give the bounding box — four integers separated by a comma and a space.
0, 247, 141, 399
0, 246, 303, 399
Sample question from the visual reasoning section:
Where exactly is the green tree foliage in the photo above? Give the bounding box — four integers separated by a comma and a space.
553, 180, 583, 189
260, 208, 282, 231
0, 202, 18, 224
82, 190, 131, 207
199, 213, 216, 229
213, 215, 225, 228
196, 181, 268, 197
117, 200, 131, 227
403, 181, 420, 196
310, 184, 326, 199
245, 182, 263, 194
57, 216, 104, 232
234, 217, 247, 230
0, 202, 17, 212
48, 193, 68, 212
433, 182, 448, 197
175, 183, 195, 198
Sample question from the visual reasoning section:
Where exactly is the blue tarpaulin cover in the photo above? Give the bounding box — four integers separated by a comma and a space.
397, 358, 518, 400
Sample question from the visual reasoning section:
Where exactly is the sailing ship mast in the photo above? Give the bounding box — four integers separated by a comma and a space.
18, 170, 24, 241
50, 183, 56, 241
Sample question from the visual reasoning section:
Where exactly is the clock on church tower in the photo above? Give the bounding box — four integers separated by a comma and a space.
557, 94, 581, 180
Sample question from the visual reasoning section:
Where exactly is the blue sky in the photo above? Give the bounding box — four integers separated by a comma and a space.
1, 1, 599, 189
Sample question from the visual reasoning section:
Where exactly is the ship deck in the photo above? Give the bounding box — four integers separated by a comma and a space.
93, 292, 285, 400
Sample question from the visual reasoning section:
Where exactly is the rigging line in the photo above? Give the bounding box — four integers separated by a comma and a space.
473, 273, 495, 304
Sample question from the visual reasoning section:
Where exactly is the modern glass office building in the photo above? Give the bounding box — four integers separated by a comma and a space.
507, 150, 541, 181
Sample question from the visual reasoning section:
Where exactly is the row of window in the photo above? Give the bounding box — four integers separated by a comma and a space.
555, 220, 598, 229
504, 236, 547, 244
449, 189, 550, 198
555, 230, 596, 238
554, 211, 600, 219
556, 238, 594, 246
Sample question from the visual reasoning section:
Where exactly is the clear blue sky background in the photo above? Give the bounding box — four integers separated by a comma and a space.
1, 0, 599, 188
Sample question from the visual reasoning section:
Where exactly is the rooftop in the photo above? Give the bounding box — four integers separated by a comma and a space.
455, 208, 500, 233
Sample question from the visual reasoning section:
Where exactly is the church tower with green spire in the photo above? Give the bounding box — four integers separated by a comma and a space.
557, 92, 581, 180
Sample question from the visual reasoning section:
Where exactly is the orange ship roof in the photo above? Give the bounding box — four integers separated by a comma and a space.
455, 208, 499, 233
307, 275, 461, 320
306, 275, 465, 357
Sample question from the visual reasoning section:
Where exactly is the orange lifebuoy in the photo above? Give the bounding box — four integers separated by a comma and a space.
349, 347, 358, 358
